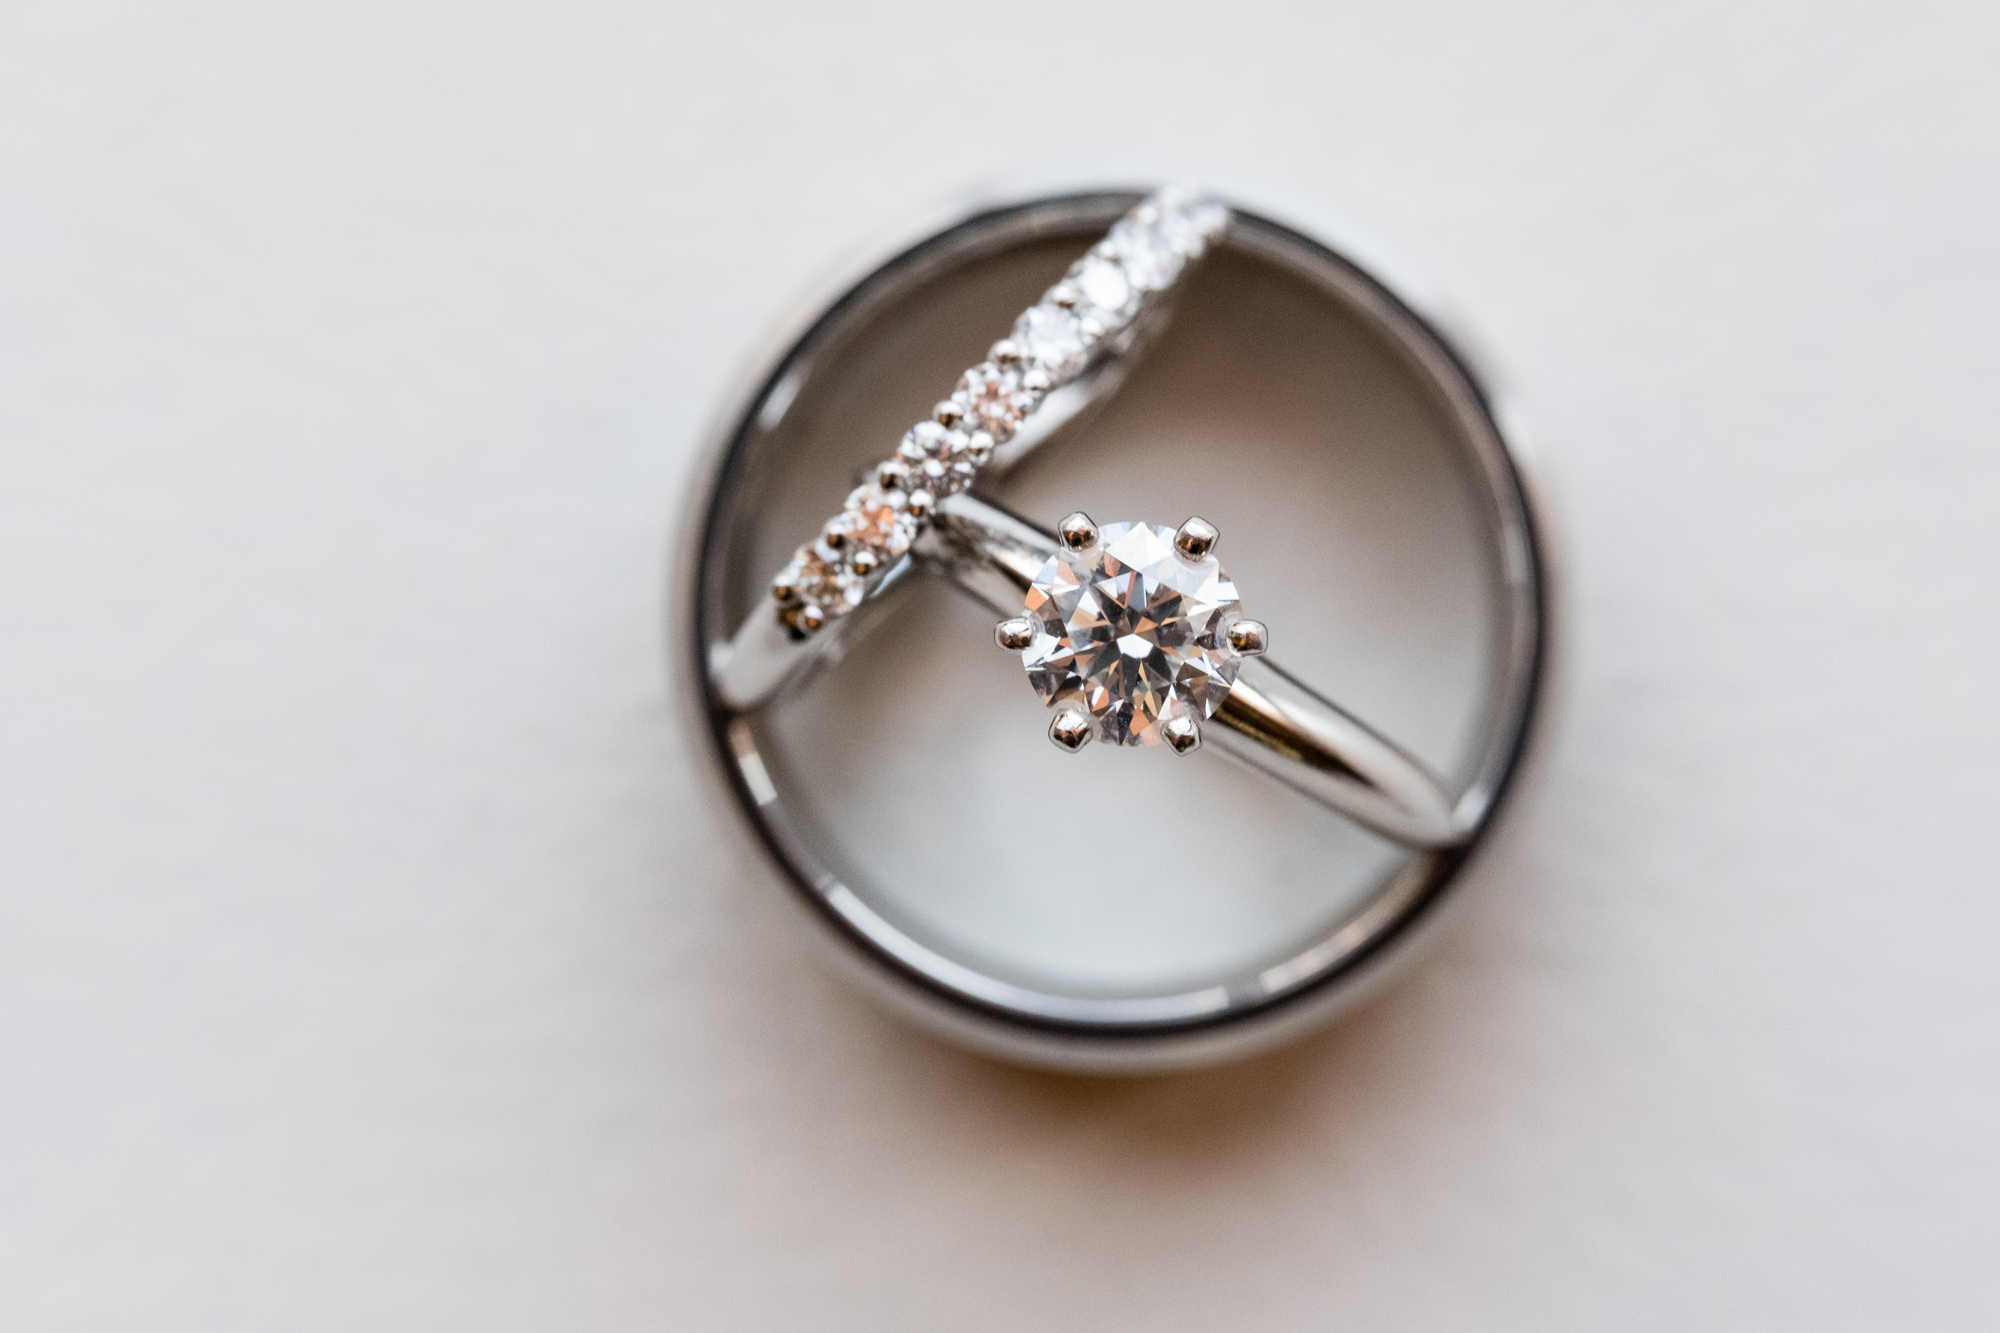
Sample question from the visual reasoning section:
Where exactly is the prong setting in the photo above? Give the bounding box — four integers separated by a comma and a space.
1012, 519, 1257, 752
1162, 714, 1202, 755
1227, 618, 1268, 656
1049, 708, 1092, 753
1057, 511, 1098, 551
995, 617, 1035, 651
1174, 515, 1218, 560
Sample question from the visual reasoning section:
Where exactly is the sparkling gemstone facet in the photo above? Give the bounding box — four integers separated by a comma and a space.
907, 454, 975, 497
1017, 521, 1244, 746
958, 361, 1032, 441
1110, 219, 1183, 291
842, 483, 915, 560
898, 420, 950, 463
1076, 255, 1134, 321
1013, 303, 1088, 376
780, 544, 862, 633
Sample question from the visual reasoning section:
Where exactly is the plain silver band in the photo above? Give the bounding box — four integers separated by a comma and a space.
921, 494, 1468, 849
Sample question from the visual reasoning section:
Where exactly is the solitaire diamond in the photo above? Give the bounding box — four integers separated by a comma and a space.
1015, 520, 1250, 747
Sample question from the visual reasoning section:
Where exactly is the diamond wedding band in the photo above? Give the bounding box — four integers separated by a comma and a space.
758, 187, 1228, 638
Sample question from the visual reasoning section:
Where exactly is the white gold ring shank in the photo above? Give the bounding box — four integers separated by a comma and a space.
923, 494, 1467, 849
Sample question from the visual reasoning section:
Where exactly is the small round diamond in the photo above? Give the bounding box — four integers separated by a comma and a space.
897, 420, 950, 464
1016, 521, 1246, 746
1013, 303, 1088, 377
1152, 187, 1227, 250
1075, 254, 1134, 321
780, 544, 862, 633
843, 483, 915, 562
907, 454, 975, 497
958, 361, 1033, 442
1110, 220, 1184, 291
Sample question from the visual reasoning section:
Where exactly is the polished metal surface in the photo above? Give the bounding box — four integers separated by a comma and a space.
682, 189, 1550, 1071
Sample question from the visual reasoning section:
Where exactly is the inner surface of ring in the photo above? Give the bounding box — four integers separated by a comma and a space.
719, 219, 1504, 1002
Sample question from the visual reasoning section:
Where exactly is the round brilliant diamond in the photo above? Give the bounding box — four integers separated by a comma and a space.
1016, 521, 1245, 746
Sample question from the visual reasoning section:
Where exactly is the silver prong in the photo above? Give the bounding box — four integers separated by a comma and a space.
1019, 366, 1052, 394
995, 616, 1034, 651
1227, 618, 1268, 656
820, 516, 851, 551
1050, 282, 1081, 309
1162, 714, 1202, 755
875, 459, 910, 491
991, 338, 1024, 367
1175, 515, 1218, 560
933, 399, 966, 428
770, 561, 802, 605
1057, 511, 1097, 551
795, 603, 825, 634
903, 488, 935, 519
850, 548, 880, 577
1049, 708, 1091, 753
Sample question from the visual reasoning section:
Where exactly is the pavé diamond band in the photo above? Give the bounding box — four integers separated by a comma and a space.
764, 187, 1229, 639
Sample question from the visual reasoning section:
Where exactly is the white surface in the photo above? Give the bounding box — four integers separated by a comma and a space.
3, 1, 1998, 1327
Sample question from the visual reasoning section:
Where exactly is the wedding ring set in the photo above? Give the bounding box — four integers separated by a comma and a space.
686, 187, 1549, 1070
